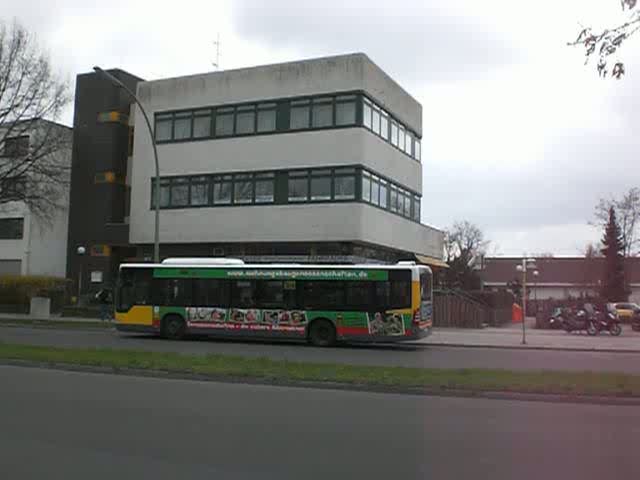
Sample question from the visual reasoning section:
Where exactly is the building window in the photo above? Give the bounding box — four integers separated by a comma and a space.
397, 124, 405, 151
404, 132, 413, 155
151, 178, 171, 208
371, 105, 381, 136
413, 195, 421, 222
390, 121, 398, 147
310, 169, 331, 201
257, 103, 277, 132
290, 100, 310, 129
152, 93, 419, 161
148, 167, 420, 221
335, 95, 356, 126
173, 112, 192, 140
312, 98, 333, 128
2, 136, 29, 157
213, 176, 232, 205
236, 106, 256, 135
255, 173, 275, 203
363, 99, 372, 129
334, 168, 356, 200
170, 177, 189, 207
0, 218, 24, 239
379, 179, 388, 208
389, 186, 398, 213
216, 107, 234, 136
403, 190, 411, 217
193, 110, 212, 138
370, 174, 380, 206
362, 172, 371, 202
288, 171, 309, 202
380, 110, 389, 141
94, 171, 117, 184
233, 174, 253, 204
190, 176, 209, 206
155, 114, 173, 141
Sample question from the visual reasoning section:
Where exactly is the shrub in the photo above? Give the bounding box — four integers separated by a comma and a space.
0, 275, 70, 313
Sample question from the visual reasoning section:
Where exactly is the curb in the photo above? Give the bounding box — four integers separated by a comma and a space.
2, 358, 640, 407
0, 322, 112, 331
401, 341, 640, 354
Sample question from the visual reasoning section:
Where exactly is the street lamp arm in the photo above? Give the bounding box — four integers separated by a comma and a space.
93, 67, 160, 263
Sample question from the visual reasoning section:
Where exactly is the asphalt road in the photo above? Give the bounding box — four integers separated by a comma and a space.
3, 326, 640, 373
2, 365, 639, 480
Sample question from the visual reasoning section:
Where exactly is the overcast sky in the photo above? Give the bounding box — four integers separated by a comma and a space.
5, 0, 639, 256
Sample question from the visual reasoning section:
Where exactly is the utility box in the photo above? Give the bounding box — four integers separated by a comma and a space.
30, 297, 51, 317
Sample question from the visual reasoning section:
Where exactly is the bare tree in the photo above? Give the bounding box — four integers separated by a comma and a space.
443, 220, 489, 290
0, 20, 71, 221
593, 187, 640, 257
568, 0, 640, 78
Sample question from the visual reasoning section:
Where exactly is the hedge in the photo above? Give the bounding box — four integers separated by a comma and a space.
0, 275, 70, 313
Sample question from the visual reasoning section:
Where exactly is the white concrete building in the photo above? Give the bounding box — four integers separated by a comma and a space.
0, 120, 72, 277
127, 53, 443, 263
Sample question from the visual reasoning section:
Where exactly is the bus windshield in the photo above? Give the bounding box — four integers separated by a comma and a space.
117, 267, 152, 312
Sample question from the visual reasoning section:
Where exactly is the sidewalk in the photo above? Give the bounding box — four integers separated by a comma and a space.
0, 313, 102, 323
414, 323, 640, 352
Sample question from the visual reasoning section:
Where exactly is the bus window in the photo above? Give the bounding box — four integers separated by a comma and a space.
117, 268, 152, 312
231, 280, 256, 308
390, 281, 411, 309
420, 272, 432, 302
374, 280, 410, 310
375, 282, 391, 309
155, 278, 192, 306
192, 278, 228, 306
301, 281, 344, 310
258, 280, 284, 309
345, 281, 372, 310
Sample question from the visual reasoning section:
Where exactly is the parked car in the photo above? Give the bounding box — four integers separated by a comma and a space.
613, 302, 640, 322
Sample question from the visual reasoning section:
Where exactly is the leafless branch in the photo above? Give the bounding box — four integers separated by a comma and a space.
0, 19, 71, 223
568, 1, 640, 78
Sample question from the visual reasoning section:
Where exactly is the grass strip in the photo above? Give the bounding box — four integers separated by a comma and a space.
0, 319, 110, 329
1, 342, 639, 397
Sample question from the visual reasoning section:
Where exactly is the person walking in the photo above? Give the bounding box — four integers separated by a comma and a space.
96, 287, 113, 322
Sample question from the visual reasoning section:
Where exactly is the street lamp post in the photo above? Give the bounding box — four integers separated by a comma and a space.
93, 66, 160, 263
533, 269, 539, 311
76, 246, 86, 304
516, 258, 537, 345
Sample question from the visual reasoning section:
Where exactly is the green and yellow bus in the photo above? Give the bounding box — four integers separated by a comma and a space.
115, 258, 432, 346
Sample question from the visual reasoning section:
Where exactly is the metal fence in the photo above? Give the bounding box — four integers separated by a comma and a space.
433, 289, 512, 328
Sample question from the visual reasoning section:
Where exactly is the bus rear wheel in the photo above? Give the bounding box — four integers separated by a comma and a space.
308, 319, 336, 347
162, 315, 186, 340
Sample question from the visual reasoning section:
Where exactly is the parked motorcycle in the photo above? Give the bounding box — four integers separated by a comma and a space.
548, 307, 566, 330
593, 306, 622, 336
563, 307, 598, 335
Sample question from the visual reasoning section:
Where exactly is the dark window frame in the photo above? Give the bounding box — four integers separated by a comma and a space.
148, 166, 421, 223
0, 217, 24, 239
2, 135, 29, 157
152, 92, 420, 162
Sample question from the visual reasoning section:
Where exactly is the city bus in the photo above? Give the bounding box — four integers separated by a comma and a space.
115, 258, 433, 346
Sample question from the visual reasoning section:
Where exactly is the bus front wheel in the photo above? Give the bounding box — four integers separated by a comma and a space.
162, 315, 186, 340
308, 319, 336, 347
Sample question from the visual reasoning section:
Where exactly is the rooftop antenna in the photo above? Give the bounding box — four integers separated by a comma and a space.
212, 33, 221, 70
